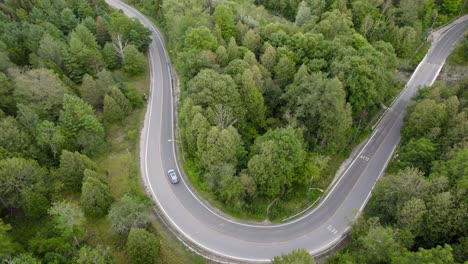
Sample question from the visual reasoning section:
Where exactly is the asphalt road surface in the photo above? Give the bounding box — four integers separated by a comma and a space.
105, 1, 467, 262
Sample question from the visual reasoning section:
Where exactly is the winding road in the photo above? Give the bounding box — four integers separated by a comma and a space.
105, 1, 467, 262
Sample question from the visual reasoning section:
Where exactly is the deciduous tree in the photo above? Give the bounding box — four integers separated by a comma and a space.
126, 228, 159, 264
0, 158, 47, 208
108, 195, 151, 235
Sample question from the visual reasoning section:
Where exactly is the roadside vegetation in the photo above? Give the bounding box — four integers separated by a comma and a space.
0, 0, 203, 263
326, 34, 468, 264
128, 0, 466, 222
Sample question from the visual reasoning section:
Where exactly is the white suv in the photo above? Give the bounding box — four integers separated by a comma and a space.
167, 169, 179, 184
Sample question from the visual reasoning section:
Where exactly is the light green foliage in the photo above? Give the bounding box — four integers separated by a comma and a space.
58, 94, 105, 154
180, 99, 210, 157
104, 87, 132, 123
240, 69, 267, 134
397, 198, 427, 236
248, 128, 307, 197
65, 25, 101, 82
81, 175, 113, 217
367, 168, 429, 224
35, 120, 64, 159
109, 14, 151, 52
260, 43, 277, 72
0, 219, 16, 258
102, 42, 120, 69
104, 95, 124, 123
315, 9, 353, 39
109, 86, 131, 115
295, 1, 311, 27
123, 45, 146, 75
274, 55, 296, 87
80, 74, 99, 108
273, 249, 316, 264
126, 228, 159, 264
60, 8, 78, 34
227, 37, 241, 61
8, 253, 42, 264
431, 148, 468, 187
397, 138, 437, 175
214, 5, 236, 40
0, 117, 33, 158
392, 245, 455, 264
37, 33, 66, 67
402, 99, 448, 142
48, 200, 84, 238
184, 26, 218, 51
219, 175, 245, 210
390, 26, 419, 58
13, 68, 69, 118
108, 195, 151, 235
331, 44, 391, 115
423, 192, 464, 247
215, 45, 229, 67
441, 0, 462, 16
242, 29, 261, 53
359, 225, 401, 263
187, 69, 244, 123
56, 150, 98, 192
0, 158, 47, 208
76, 245, 113, 264
199, 125, 244, 189
285, 72, 352, 153
122, 83, 144, 108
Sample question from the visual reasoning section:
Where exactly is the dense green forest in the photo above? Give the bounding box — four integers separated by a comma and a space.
326, 38, 468, 263
130, 0, 466, 220
0, 0, 179, 263
0, 0, 466, 263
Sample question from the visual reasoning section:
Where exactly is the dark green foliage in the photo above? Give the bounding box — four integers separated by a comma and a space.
0, 158, 47, 209
284, 72, 352, 153
0, 2, 151, 263
21, 188, 49, 219
80, 175, 113, 217
122, 83, 144, 108
102, 42, 120, 69
0, 117, 32, 157
13, 68, 69, 119
397, 138, 437, 175
123, 45, 146, 75
104, 87, 132, 123
108, 14, 152, 52
0, 219, 17, 259
334, 79, 468, 263
56, 150, 98, 192
248, 128, 307, 198
126, 228, 159, 264
59, 95, 105, 154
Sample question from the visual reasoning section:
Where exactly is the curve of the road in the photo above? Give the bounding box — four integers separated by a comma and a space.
105, 1, 467, 262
